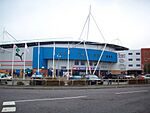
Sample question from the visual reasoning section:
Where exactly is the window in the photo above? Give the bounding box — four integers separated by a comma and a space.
128, 59, 133, 61
136, 64, 141, 67
128, 64, 133, 67
128, 53, 133, 55
136, 53, 140, 55
74, 61, 79, 65
81, 61, 85, 65
136, 58, 140, 61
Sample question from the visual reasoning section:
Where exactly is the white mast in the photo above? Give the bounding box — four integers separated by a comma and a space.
84, 41, 91, 74
37, 42, 40, 74
52, 42, 55, 78
11, 44, 15, 79
23, 43, 27, 80
79, 5, 92, 74
79, 5, 107, 75
67, 42, 70, 79
93, 43, 107, 75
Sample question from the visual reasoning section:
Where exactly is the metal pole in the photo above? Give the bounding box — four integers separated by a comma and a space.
84, 41, 91, 74
67, 42, 70, 80
23, 43, 27, 80
11, 44, 15, 85
86, 5, 91, 41
38, 42, 40, 74
93, 43, 107, 75
52, 42, 55, 78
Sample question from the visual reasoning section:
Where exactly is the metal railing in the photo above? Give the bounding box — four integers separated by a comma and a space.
0, 78, 150, 86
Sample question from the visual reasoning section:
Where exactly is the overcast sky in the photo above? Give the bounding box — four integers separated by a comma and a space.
0, 0, 150, 50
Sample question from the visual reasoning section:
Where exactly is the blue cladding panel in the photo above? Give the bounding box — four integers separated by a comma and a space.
33, 47, 47, 69
43, 47, 53, 59
33, 47, 117, 69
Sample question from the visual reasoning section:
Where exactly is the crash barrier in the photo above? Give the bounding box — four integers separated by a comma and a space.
0, 78, 150, 86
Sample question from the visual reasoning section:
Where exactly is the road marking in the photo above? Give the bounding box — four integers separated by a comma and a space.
1, 107, 16, 112
115, 90, 149, 95
14, 95, 87, 103
3, 101, 15, 106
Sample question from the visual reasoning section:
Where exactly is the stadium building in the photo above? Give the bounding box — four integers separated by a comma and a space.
0, 39, 128, 77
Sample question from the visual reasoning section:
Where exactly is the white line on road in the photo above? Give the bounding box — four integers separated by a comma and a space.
14, 95, 87, 103
115, 90, 149, 95
1, 107, 16, 112
3, 101, 15, 106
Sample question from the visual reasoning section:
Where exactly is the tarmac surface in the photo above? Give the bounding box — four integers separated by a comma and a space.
0, 85, 150, 113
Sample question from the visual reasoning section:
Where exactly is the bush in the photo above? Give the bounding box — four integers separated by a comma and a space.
45, 79, 64, 86
30, 80, 45, 85
17, 81, 24, 85
69, 80, 87, 86
128, 79, 148, 84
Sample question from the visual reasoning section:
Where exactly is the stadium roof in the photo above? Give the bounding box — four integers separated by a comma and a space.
0, 38, 129, 51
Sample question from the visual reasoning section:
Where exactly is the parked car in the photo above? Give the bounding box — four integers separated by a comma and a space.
117, 74, 133, 79
0, 73, 12, 79
30, 74, 44, 85
102, 74, 118, 79
137, 74, 150, 80
85, 74, 103, 85
69, 75, 83, 80
0, 73, 12, 84
136, 75, 145, 80
31, 74, 44, 79
143, 74, 150, 79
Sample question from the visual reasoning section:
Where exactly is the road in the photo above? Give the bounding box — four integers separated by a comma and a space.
0, 86, 150, 113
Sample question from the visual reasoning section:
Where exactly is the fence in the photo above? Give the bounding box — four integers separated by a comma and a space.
0, 78, 150, 86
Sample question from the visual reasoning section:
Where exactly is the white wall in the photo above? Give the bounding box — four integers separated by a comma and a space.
0, 47, 33, 69
111, 50, 141, 72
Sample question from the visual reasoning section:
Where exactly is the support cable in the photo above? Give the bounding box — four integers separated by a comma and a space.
78, 14, 90, 40
90, 13, 106, 42
5, 31, 18, 42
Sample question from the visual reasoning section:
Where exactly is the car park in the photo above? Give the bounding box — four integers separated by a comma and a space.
85, 74, 103, 85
